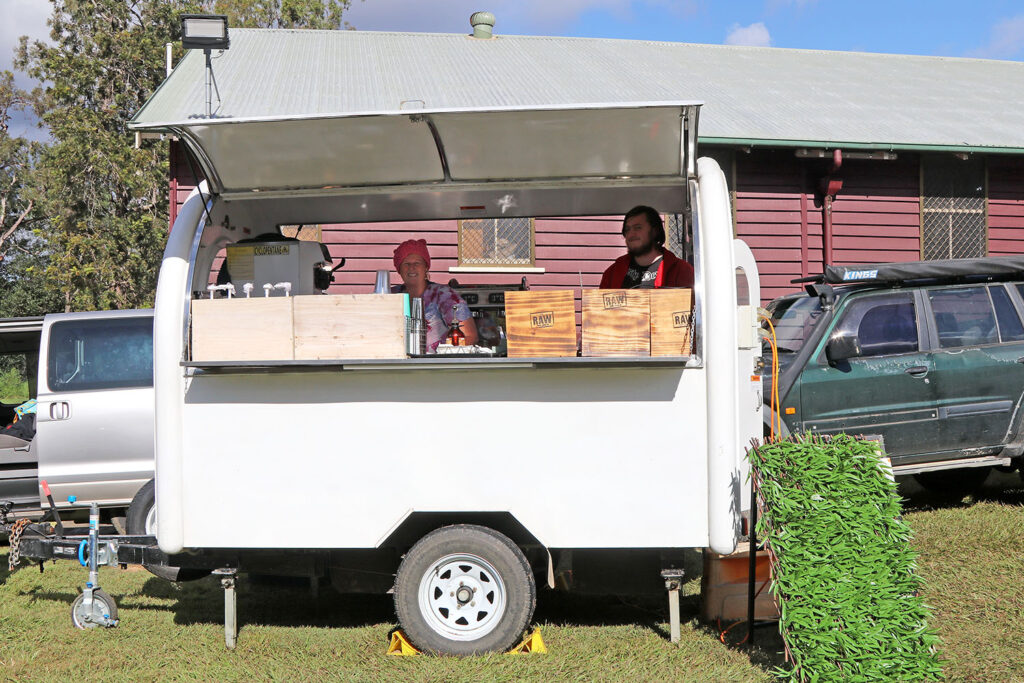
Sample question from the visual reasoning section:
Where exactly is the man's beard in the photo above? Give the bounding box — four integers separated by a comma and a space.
627, 236, 656, 257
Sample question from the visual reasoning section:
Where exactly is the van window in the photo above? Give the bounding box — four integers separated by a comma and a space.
47, 318, 153, 392
832, 293, 918, 358
990, 286, 1024, 342
929, 287, 998, 348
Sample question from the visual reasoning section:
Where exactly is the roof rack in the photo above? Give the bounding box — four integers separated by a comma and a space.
791, 256, 1024, 288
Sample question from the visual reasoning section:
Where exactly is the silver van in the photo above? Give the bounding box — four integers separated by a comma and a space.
0, 309, 153, 529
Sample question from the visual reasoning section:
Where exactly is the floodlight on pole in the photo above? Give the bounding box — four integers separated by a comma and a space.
180, 14, 229, 118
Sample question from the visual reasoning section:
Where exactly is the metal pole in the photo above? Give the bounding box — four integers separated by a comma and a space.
222, 573, 237, 649
747, 474, 758, 648
205, 49, 212, 118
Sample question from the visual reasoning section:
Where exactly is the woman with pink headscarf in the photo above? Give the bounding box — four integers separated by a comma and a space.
392, 239, 478, 353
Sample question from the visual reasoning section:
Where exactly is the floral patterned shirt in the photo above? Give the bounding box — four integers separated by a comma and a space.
392, 281, 472, 353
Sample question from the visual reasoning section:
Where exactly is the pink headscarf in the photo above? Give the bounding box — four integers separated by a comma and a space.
393, 238, 431, 271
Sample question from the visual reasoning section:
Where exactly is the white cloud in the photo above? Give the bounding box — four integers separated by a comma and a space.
343, 0, 694, 35
967, 15, 1024, 59
725, 22, 771, 47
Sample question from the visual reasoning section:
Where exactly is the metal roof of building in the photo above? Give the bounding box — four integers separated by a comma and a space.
131, 28, 1024, 153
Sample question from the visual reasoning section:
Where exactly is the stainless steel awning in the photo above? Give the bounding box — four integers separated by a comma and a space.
139, 103, 701, 196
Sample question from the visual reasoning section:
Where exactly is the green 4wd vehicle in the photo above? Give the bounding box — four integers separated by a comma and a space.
766, 256, 1024, 498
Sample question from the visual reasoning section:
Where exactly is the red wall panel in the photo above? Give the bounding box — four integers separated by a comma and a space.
987, 158, 1024, 257
734, 150, 922, 303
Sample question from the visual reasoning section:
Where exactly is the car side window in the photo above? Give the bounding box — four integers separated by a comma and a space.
990, 286, 1024, 342
47, 318, 153, 392
831, 292, 919, 359
928, 287, 998, 348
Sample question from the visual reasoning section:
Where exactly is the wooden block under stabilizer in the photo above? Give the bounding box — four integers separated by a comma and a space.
505, 290, 578, 358
582, 289, 650, 357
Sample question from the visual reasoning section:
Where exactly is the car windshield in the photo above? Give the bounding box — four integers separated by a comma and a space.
767, 295, 824, 356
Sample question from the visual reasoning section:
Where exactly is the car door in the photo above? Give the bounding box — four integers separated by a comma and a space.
0, 320, 42, 512
35, 314, 154, 507
924, 284, 1024, 457
796, 290, 940, 458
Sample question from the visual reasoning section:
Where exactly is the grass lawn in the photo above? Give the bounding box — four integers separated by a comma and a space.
1, 472, 1021, 682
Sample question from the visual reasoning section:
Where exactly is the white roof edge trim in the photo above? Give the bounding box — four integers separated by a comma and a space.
128, 100, 703, 131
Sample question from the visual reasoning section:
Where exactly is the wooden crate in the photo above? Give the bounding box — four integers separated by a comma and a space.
582, 289, 651, 357
650, 289, 694, 356
505, 290, 577, 358
294, 294, 406, 360
191, 297, 295, 362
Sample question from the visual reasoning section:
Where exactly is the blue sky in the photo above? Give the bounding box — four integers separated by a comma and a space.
4, 0, 1024, 138
342, 0, 1024, 59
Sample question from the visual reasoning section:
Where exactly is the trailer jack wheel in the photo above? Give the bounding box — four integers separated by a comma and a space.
71, 588, 118, 629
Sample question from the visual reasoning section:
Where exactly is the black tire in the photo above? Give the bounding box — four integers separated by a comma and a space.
393, 524, 536, 656
71, 588, 118, 629
126, 480, 209, 582
914, 466, 992, 501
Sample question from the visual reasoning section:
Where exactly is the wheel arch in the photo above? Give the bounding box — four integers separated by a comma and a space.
380, 512, 550, 584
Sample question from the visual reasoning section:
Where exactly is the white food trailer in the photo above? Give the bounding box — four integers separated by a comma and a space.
122, 30, 764, 655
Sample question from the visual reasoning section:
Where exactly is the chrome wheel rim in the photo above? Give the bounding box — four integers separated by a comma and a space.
417, 553, 506, 641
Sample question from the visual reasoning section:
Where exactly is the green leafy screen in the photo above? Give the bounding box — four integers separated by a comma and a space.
749, 435, 943, 681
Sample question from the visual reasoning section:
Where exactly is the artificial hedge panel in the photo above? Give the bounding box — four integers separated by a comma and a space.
748, 434, 943, 681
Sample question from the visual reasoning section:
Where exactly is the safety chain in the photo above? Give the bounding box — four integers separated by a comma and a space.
8, 519, 31, 572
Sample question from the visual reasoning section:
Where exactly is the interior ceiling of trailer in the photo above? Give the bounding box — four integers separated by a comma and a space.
171, 103, 698, 196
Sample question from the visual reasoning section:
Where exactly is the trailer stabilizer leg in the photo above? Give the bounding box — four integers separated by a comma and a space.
661, 568, 685, 643
214, 568, 239, 650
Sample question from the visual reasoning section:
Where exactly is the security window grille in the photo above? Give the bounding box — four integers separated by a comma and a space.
458, 217, 534, 266
921, 157, 986, 260
666, 213, 691, 261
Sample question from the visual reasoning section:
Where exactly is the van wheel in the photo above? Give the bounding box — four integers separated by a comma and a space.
126, 480, 209, 582
394, 525, 536, 656
913, 466, 991, 501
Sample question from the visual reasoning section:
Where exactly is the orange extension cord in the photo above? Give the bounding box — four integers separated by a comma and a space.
759, 314, 781, 441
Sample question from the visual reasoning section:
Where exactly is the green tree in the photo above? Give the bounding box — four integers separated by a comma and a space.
211, 0, 355, 29
14, 0, 355, 312
0, 71, 60, 317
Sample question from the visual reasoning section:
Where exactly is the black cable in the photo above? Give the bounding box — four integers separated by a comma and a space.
180, 140, 214, 230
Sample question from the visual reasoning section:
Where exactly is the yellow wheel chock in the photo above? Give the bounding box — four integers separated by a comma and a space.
386, 628, 546, 656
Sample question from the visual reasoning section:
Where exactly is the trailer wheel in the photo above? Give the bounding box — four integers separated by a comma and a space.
394, 524, 535, 655
71, 589, 118, 629
126, 480, 209, 582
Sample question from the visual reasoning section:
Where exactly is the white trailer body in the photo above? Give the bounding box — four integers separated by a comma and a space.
136, 90, 761, 652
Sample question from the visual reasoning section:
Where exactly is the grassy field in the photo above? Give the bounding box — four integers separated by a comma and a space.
1, 473, 1022, 682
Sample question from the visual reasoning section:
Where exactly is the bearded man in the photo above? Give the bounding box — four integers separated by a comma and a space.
599, 206, 694, 289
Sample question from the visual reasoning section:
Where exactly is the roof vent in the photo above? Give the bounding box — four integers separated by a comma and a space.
470, 11, 495, 39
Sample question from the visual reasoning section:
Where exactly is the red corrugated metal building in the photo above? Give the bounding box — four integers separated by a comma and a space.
171, 143, 1024, 305
162, 34, 1024, 305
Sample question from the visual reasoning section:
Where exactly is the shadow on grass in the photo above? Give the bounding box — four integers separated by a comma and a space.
693, 619, 788, 670
898, 470, 1024, 512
